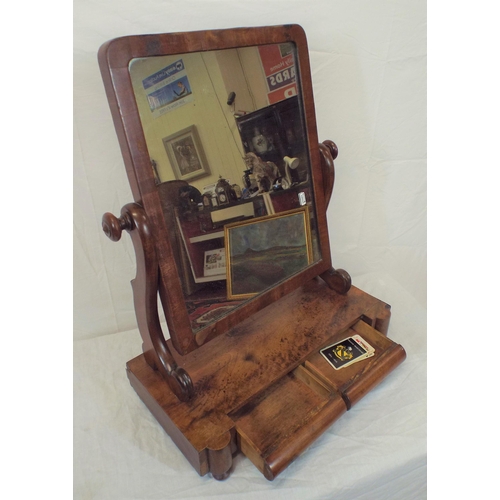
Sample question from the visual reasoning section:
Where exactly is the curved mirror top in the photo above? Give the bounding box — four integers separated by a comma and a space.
129, 43, 321, 333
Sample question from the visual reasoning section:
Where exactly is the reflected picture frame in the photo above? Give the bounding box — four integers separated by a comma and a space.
162, 125, 211, 181
225, 207, 313, 300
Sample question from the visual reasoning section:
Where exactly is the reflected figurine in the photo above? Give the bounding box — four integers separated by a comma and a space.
244, 152, 279, 193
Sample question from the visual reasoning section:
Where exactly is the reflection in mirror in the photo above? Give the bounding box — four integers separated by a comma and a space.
129, 43, 321, 333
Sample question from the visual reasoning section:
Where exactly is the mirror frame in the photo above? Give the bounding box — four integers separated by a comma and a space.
98, 25, 334, 355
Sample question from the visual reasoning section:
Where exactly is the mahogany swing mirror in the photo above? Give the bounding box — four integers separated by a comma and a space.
99, 24, 406, 481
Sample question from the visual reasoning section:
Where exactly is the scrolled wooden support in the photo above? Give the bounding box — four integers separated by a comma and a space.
317, 140, 351, 295
102, 203, 194, 402
318, 139, 338, 209
320, 267, 352, 295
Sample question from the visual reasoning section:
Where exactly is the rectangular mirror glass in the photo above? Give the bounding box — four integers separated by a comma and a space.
99, 26, 335, 354
128, 43, 322, 334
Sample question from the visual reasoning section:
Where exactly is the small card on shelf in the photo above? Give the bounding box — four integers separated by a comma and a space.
320, 335, 375, 370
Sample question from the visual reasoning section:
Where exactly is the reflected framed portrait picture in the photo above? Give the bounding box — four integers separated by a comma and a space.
225, 207, 313, 300
162, 125, 211, 181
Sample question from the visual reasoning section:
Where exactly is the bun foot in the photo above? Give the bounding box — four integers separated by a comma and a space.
207, 432, 233, 481
212, 471, 231, 481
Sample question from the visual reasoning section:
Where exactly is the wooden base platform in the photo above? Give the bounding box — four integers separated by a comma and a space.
126, 278, 406, 480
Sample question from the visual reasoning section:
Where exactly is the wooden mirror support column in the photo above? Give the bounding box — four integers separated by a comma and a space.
98, 25, 406, 481
102, 203, 194, 402
318, 139, 352, 295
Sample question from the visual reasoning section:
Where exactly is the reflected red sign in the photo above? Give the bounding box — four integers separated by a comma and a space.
258, 44, 298, 104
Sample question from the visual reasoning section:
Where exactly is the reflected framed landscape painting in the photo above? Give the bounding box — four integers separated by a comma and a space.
225, 207, 313, 300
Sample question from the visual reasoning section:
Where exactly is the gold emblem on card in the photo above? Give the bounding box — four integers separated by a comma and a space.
334, 345, 353, 361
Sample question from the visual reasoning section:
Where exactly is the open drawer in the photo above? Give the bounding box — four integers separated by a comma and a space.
230, 319, 406, 480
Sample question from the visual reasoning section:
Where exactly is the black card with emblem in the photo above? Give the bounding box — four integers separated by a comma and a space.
320, 337, 369, 370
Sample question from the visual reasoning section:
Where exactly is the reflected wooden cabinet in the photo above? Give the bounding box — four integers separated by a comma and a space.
236, 95, 307, 175
99, 25, 406, 481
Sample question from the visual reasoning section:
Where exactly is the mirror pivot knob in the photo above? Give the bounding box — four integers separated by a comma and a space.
102, 212, 133, 241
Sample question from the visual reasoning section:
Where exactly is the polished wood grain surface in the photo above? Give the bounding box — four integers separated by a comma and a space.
126, 278, 403, 479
